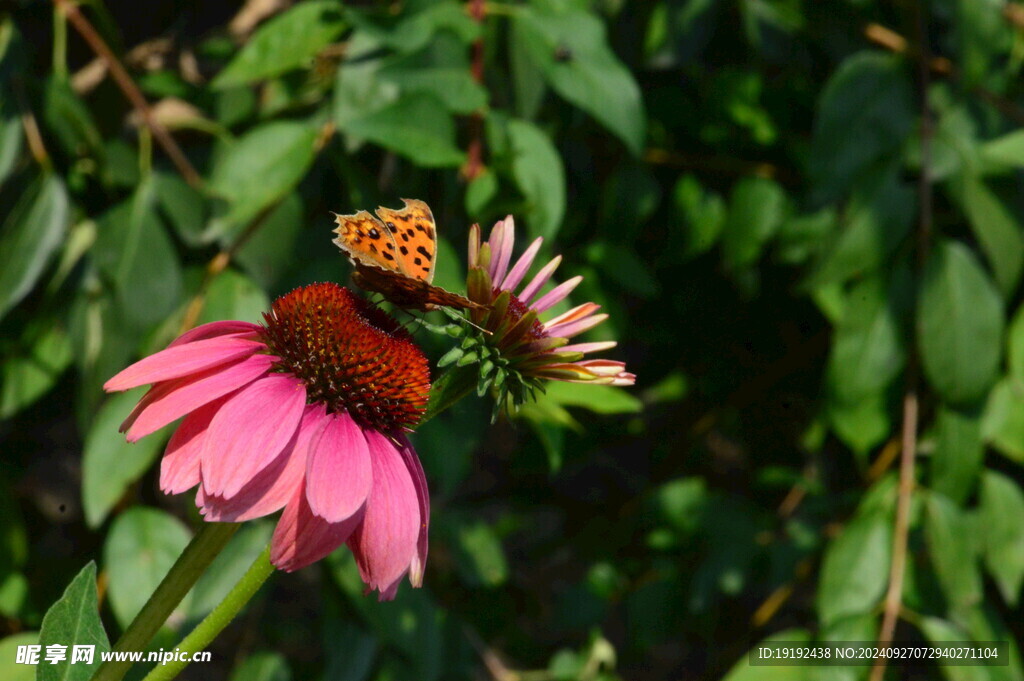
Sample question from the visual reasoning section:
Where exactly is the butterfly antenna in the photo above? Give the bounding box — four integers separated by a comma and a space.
441, 307, 492, 336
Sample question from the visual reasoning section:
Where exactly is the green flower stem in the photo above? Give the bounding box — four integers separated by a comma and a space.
116, 366, 476, 681
140, 545, 275, 681
92, 522, 240, 681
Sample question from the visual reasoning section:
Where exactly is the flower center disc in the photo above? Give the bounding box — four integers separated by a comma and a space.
261, 283, 430, 431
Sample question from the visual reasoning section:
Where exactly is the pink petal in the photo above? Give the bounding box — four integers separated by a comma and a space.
490, 216, 516, 285
168, 321, 261, 348
531, 275, 582, 313
125, 354, 277, 442
501, 236, 543, 292
346, 430, 421, 600
200, 374, 307, 499
202, 405, 329, 522
543, 302, 600, 329
395, 434, 429, 587
485, 218, 506, 282
270, 481, 365, 572
560, 341, 617, 354
518, 255, 562, 303
305, 411, 373, 523
160, 395, 233, 495
104, 337, 266, 391
545, 313, 608, 339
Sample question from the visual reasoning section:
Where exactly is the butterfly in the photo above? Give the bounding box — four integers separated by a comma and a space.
331, 199, 485, 311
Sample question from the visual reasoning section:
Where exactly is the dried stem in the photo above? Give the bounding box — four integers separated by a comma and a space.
53, 0, 203, 188
870, 5, 933, 680
462, 0, 486, 182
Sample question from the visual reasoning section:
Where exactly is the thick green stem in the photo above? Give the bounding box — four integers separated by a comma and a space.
92, 522, 240, 681
122, 365, 475, 681
140, 546, 276, 681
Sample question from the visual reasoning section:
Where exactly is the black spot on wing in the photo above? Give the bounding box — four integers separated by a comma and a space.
414, 257, 422, 266
416, 245, 432, 261
400, 245, 409, 255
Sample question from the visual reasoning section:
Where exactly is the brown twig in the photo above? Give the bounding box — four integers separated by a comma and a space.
644, 148, 792, 183
870, 5, 933, 680
864, 21, 1024, 127
53, 0, 203, 188
462, 0, 487, 182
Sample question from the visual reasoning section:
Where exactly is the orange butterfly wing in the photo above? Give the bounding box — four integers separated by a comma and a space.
332, 199, 484, 311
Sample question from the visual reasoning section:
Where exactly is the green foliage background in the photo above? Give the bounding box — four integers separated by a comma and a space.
1, 0, 1023, 679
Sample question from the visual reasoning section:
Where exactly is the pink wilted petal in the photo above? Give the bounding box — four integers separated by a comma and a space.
125, 353, 276, 442
531, 275, 583, 313
271, 481, 365, 572
160, 395, 233, 495
168, 321, 261, 348
502, 236, 543, 292
200, 374, 306, 499
490, 216, 516, 285
346, 429, 421, 600
202, 404, 329, 522
394, 434, 429, 587
104, 337, 265, 391
305, 411, 373, 523
518, 255, 562, 303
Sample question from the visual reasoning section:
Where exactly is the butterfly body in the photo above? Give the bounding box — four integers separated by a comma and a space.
332, 199, 484, 311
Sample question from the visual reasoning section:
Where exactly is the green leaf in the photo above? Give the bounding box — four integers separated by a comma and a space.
673, 174, 726, 258
0, 173, 69, 321
153, 171, 208, 247
514, 3, 645, 154
37, 562, 110, 681
42, 76, 103, 159
504, 118, 566, 240
233, 193, 304, 289
918, 240, 1004, 405
804, 165, 914, 288
980, 130, 1024, 168
208, 121, 318, 240
930, 405, 984, 505
542, 382, 642, 414
0, 100, 22, 188
721, 629, 812, 681
378, 66, 487, 114
827, 392, 889, 458
82, 389, 168, 527
92, 180, 184, 330
926, 491, 983, 614
0, 324, 73, 420
808, 52, 914, 202
978, 471, 1024, 605
103, 508, 192, 628
981, 377, 1024, 463
230, 652, 292, 681
917, 617, 989, 681
342, 94, 464, 167
826, 272, 908, 404
211, 1, 346, 88
455, 522, 509, 587
196, 269, 271, 326
0, 632, 37, 681
816, 511, 891, 627
958, 175, 1024, 296
1005, 300, 1024, 379
721, 177, 786, 269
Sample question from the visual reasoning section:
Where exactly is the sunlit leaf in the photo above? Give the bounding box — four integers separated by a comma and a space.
212, 1, 346, 88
